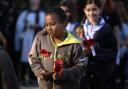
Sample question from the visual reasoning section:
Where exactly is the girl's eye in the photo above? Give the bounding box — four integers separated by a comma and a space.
45, 24, 48, 27
45, 23, 56, 27
86, 9, 90, 12
86, 8, 98, 12
50, 23, 56, 26
92, 8, 97, 11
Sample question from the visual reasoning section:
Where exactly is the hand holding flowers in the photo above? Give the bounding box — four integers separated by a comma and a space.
38, 49, 65, 80
39, 70, 54, 80
54, 59, 64, 73
83, 38, 96, 56
38, 49, 54, 80
53, 58, 64, 80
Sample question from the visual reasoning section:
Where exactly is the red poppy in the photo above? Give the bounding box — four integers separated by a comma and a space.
54, 59, 64, 73
40, 49, 51, 57
88, 39, 95, 46
83, 39, 95, 49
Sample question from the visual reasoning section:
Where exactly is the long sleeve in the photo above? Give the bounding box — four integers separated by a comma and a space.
28, 34, 45, 77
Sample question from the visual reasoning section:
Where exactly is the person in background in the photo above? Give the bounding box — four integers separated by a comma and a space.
0, 31, 20, 89
28, 7, 87, 89
80, 0, 117, 89
58, 0, 79, 35
15, 0, 45, 85
101, 0, 122, 88
0, 0, 19, 79
115, 1, 128, 89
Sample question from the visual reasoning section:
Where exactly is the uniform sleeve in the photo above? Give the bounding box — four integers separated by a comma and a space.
28, 34, 45, 77
58, 44, 88, 80
0, 49, 20, 89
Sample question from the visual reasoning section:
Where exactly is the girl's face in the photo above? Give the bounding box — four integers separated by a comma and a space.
45, 14, 65, 38
30, 0, 40, 10
84, 4, 101, 24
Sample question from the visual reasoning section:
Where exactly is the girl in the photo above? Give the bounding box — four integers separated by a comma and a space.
28, 7, 87, 89
80, 0, 117, 89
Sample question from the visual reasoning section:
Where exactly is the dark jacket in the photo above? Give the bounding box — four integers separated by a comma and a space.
28, 31, 88, 89
93, 24, 117, 61
85, 24, 117, 75
0, 46, 20, 89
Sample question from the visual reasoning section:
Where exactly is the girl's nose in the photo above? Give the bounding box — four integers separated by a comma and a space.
47, 26, 52, 30
89, 10, 93, 15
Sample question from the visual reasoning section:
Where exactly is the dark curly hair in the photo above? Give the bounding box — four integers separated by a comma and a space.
46, 7, 67, 23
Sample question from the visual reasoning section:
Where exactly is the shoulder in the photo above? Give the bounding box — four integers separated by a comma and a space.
39, 9, 46, 14
0, 47, 10, 60
35, 29, 49, 41
36, 28, 47, 36
102, 23, 112, 31
18, 10, 28, 17
100, 24, 116, 37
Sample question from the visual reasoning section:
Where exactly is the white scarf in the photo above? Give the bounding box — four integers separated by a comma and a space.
83, 18, 105, 39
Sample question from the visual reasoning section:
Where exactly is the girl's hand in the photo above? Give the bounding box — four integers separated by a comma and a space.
53, 72, 61, 80
39, 70, 54, 80
83, 47, 91, 56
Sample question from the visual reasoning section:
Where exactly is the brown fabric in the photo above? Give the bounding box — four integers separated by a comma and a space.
28, 31, 88, 89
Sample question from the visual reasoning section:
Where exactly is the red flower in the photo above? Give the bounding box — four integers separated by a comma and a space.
83, 39, 95, 50
40, 49, 51, 57
54, 59, 64, 73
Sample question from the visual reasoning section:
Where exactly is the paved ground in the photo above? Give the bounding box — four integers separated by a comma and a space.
19, 79, 38, 89
20, 86, 38, 89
